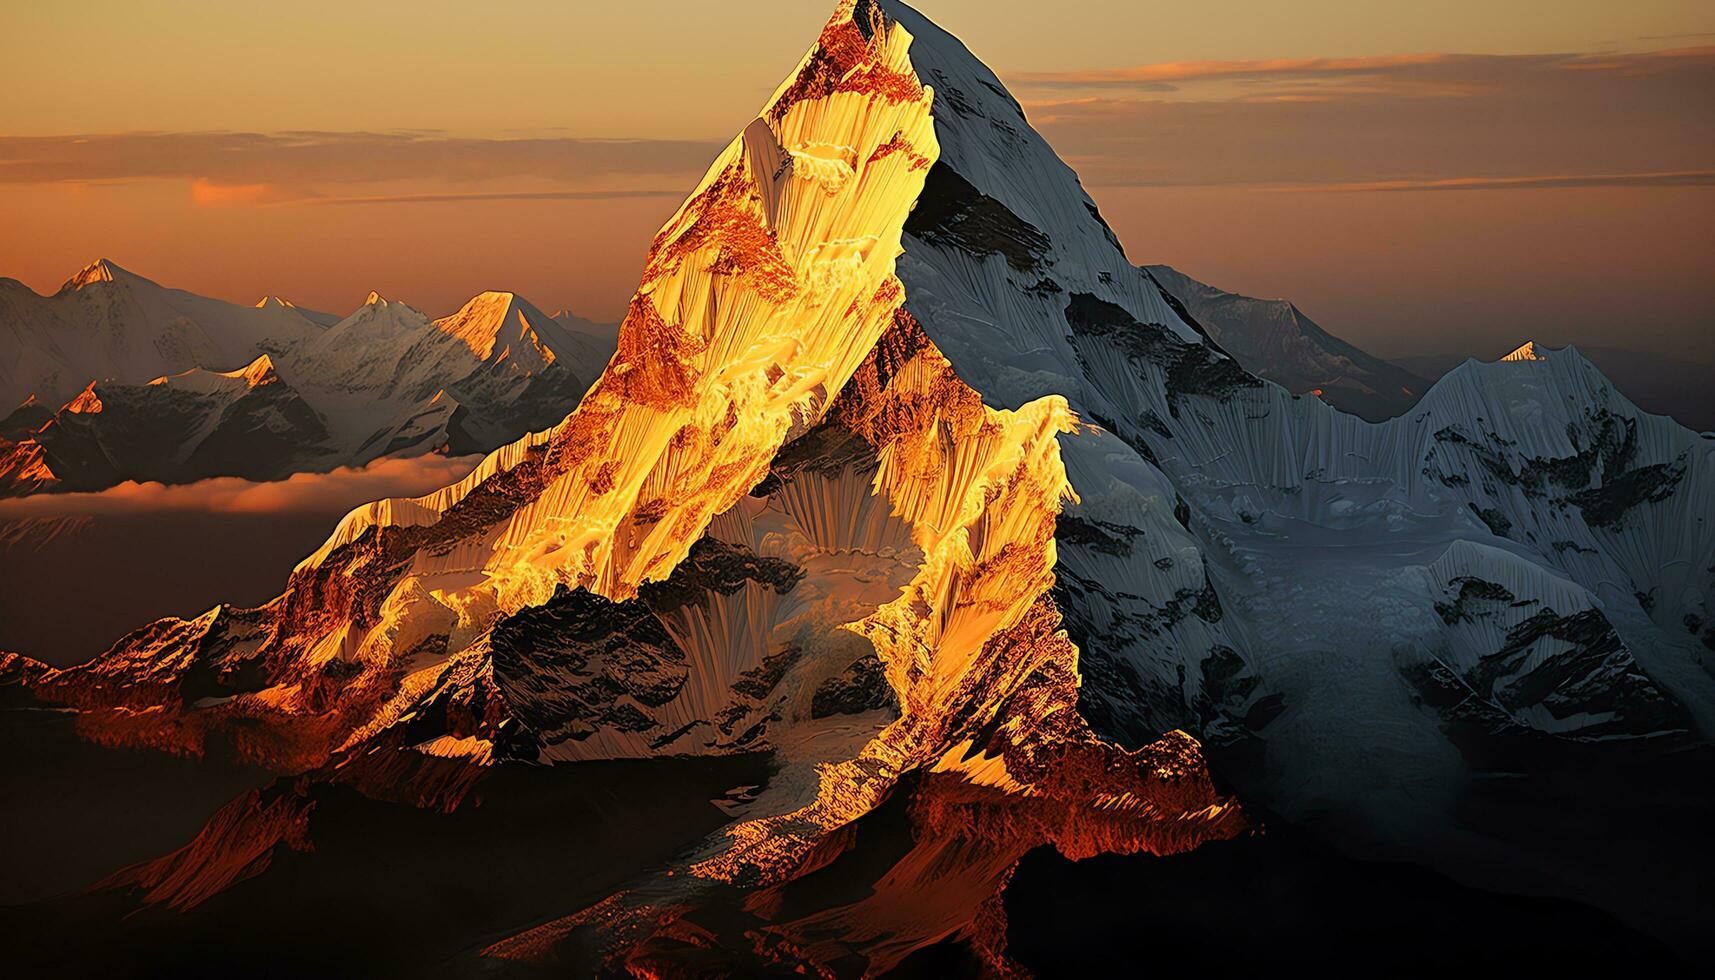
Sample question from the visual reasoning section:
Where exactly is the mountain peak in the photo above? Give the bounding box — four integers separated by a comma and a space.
255, 295, 298, 311
1502, 340, 1552, 362
229, 353, 280, 388
363, 290, 390, 308
435, 290, 548, 361
64, 382, 104, 414
59, 258, 140, 293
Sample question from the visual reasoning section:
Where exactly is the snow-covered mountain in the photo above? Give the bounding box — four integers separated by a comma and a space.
0, 270, 617, 495
0, 261, 331, 412
0, 356, 328, 494
5, 1, 1710, 972
1397, 344, 1715, 433
1146, 263, 1431, 420
885, 0, 1710, 802
288, 289, 615, 456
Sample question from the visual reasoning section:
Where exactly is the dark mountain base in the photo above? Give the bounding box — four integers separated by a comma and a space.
1, 745, 773, 979
1003, 826, 1685, 975
1201, 734, 1715, 965
0, 709, 272, 905
1445, 741, 1715, 959
0, 510, 351, 667
5, 714, 1709, 978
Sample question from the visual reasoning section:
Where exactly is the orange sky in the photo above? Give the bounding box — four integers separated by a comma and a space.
3, 0, 1712, 358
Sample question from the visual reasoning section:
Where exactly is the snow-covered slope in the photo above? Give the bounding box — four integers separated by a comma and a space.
1146, 264, 1431, 420
879, 0, 1714, 832
0, 276, 617, 494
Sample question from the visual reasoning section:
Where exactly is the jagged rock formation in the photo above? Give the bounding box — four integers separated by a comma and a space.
0, 276, 616, 495
1146, 263, 1432, 421
6, 0, 1713, 971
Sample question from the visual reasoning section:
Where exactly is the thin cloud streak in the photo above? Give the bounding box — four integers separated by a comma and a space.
1278, 170, 1715, 192
1083, 170, 1715, 192
0, 131, 723, 187
1014, 46, 1714, 91
1019, 46, 1715, 190
0, 454, 483, 520
293, 188, 688, 207
1016, 53, 1460, 88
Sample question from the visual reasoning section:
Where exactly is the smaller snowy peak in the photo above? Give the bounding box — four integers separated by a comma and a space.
364, 290, 391, 308
1502, 340, 1553, 362
58, 258, 143, 293
316, 294, 428, 339
433, 290, 553, 362
232, 353, 281, 388
0, 394, 53, 440
144, 354, 281, 395
64, 383, 104, 414
254, 294, 340, 328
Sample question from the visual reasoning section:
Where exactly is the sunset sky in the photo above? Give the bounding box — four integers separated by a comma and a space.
4, 0, 1711, 359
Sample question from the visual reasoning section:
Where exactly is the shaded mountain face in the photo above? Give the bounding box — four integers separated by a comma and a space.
4, 0, 1712, 972
1145, 264, 1432, 421
0, 357, 330, 494
0, 282, 617, 496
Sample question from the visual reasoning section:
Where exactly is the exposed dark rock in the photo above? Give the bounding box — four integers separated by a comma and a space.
1064, 292, 1260, 416
639, 538, 804, 614
1571, 459, 1685, 528
1054, 513, 1140, 558
1435, 576, 1516, 626
1468, 503, 1513, 539
1083, 201, 1126, 253
730, 648, 800, 701
810, 653, 895, 719
1472, 607, 1686, 737
905, 162, 1050, 273
489, 586, 687, 747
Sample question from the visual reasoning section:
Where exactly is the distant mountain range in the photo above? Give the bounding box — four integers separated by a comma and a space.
0, 261, 617, 495
1149, 265, 1714, 434
6, 259, 1698, 501
1145, 264, 1432, 421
